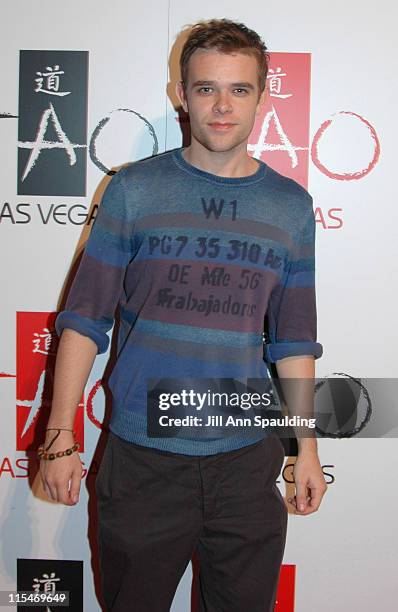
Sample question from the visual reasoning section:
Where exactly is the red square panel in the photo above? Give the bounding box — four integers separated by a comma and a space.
275, 563, 296, 611
16, 311, 84, 451
249, 52, 311, 189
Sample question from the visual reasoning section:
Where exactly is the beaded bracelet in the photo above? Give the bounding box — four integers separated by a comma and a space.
38, 427, 79, 460
37, 441, 80, 461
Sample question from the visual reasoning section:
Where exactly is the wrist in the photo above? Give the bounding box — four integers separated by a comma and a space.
39, 428, 79, 460
297, 438, 318, 455
43, 428, 76, 449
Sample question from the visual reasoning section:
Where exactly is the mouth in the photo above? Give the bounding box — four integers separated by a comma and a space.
208, 122, 237, 131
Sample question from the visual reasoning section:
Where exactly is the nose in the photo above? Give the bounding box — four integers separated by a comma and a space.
212, 91, 233, 115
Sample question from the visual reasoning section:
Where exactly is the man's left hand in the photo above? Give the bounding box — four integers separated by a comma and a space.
287, 450, 328, 515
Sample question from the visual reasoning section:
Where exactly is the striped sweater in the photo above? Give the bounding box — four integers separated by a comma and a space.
55, 147, 323, 455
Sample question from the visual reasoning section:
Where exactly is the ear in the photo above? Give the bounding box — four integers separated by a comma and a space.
255, 86, 267, 116
175, 80, 189, 113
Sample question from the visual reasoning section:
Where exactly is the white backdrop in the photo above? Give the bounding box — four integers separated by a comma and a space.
1, 1, 397, 610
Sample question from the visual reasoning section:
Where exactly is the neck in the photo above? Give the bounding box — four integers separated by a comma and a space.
182, 141, 259, 178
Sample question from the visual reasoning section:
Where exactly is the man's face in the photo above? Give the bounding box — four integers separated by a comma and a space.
176, 48, 266, 154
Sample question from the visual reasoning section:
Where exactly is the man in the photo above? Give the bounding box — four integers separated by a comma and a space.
40, 18, 327, 612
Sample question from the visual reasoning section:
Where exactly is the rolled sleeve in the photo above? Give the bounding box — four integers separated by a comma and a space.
264, 340, 323, 363
55, 311, 112, 354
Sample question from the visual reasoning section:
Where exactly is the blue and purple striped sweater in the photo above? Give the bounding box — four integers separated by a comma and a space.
55, 147, 323, 455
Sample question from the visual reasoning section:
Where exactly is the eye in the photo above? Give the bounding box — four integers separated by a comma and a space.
234, 88, 248, 95
198, 87, 213, 94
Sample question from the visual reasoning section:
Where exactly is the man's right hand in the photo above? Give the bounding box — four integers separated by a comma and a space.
39, 430, 83, 506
